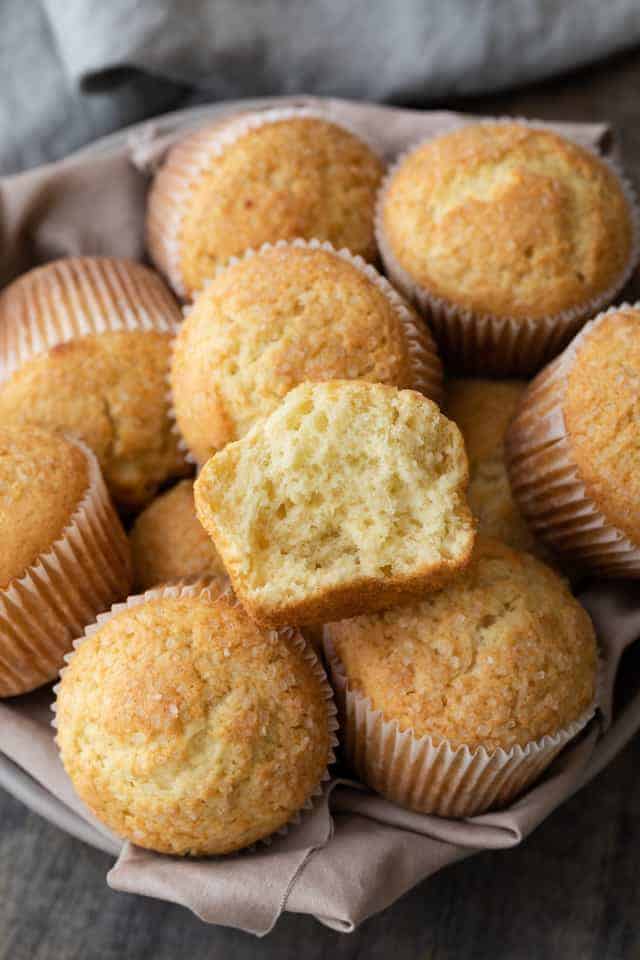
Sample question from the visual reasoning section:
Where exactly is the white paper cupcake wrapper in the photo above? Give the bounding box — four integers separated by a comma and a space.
167, 237, 444, 465
146, 106, 384, 300
506, 302, 640, 577
0, 257, 183, 383
52, 578, 338, 852
0, 438, 131, 697
375, 119, 640, 376
324, 633, 597, 818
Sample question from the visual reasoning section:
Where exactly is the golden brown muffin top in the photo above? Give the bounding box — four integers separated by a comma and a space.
171, 115, 384, 295
446, 379, 526, 462
327, 537, 597, 750
381, 123, 634, 320
130, 480, 226, 591
171, 244, 439, 462
445, 378, 542, 554
0, 330, 189, 510
446, 379, 544, 559
56, 587, 332, 855
0, 426, 88, 588
564, 307, 640, 544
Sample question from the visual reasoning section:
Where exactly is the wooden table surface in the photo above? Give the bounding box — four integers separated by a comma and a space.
2, 47, 640, 960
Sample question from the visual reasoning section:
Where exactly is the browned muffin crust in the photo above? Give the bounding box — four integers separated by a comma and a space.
327, 537, 597, 751
381, 123, 634, 320
564, 307, 640, 544
56, 587, 333, 855
0, 331, 190, 509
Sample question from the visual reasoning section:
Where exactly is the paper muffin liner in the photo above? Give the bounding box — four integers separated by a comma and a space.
0, 438, 131, 698
166, 237, 444, 464
0, 257, 183, 384
505, 303, 640, 577
146, 106, 383, 300
324, 633, 597, 818
52, 579, 339, 851
375, 119, 640, 376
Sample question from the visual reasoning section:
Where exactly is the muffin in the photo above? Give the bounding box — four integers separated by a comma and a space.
195, 380, 474, 627
0, 256, 181, 383
130, 480, 226, 590
446, 378, 545, 556
325, 537, 598, 817
377, 122, 638, 374
54, 581, 336, 855
0, 426, 131, 697
171, 241, 443, 463
506, 304, 640, 577
147, 108, 385, 299
0, 257, 190, 509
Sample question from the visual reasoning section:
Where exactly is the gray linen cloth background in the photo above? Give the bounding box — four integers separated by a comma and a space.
1, 0, 640, 937
1, 0, 640, 173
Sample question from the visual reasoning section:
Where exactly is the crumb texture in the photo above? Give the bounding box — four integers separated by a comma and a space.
172, 245, 438, 461
195, 380, 474, 625
56, 590, 331, 855
328, 537, 597, 750
0, 426, 88, 588
0, 330, 190, 509
446, 378, 543, 554
382, 123, 633, 319
153, 114, 384, 296
564, 307, 640, 543
130, 480, 226, 590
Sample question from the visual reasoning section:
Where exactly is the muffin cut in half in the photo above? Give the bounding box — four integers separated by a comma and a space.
170, 241, 442, 464
195, 380, 474, 627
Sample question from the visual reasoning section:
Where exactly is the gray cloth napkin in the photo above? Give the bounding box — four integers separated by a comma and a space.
0, 98, 639, 935
2, 0, 640, 172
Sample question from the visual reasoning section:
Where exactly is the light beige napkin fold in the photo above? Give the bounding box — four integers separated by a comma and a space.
0, 97, 638, 936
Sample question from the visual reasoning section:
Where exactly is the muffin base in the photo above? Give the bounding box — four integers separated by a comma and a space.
53, 579, 339, 853
0, 438, 131, 697
375, 120, 640, 376
505, 303, 640, 577
325, 633, 596, 818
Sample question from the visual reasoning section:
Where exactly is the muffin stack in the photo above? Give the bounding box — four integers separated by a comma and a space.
3, 108, 638, 854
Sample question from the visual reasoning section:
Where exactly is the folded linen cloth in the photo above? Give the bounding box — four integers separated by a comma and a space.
0, 98, 639, 935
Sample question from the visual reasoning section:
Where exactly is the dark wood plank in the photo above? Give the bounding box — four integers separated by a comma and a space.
2, 44, 640, 960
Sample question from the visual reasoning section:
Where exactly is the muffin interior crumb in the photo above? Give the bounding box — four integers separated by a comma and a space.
195, 381, 473, 614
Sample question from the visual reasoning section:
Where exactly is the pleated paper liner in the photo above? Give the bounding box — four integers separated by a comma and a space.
324, 633, 596, 818
505, 303, 640, 578
146, 105, 383, 300
0, 438, 131, 698
375, 120, 640, 377
52, 579, 339, 852
0, 256, 183, 384
166, 237, 444, 466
